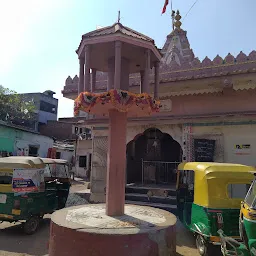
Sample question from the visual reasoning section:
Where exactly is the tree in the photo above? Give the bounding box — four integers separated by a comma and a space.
0, 85, 36, 128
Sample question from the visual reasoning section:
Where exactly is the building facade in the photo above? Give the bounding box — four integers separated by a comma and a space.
21, 90, 58, 132
62, 12, 256, 202
0, 121, 53, 157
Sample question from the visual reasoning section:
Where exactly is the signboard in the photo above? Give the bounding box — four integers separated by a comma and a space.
234, 144, 251, 155
12, 168, 44, 193
0, 194, 7, 204
194, 139, 215, 162
159, 99, 172, 112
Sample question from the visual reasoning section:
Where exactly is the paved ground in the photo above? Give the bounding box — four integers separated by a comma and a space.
0, 179, 222, 256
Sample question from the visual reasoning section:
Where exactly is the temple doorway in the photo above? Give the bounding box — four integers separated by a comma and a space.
126, 128, 182, 185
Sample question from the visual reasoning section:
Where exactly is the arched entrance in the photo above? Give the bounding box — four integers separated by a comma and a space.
126, 128, 182, 185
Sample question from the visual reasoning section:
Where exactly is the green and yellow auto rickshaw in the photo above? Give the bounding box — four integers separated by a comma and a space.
176, 162, 255, 256
0, 157, 59, 234
41, 158, 71, 209
218, 172, 256, 256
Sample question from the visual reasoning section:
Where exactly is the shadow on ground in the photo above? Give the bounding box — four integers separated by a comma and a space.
0, 217, 50, 256
176, 221, 222, 256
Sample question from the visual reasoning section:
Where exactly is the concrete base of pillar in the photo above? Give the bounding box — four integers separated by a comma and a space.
48, 204, 177, 256
89, 192, 105, 203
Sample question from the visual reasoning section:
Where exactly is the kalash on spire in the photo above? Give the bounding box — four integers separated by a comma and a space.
174, 10, 182, 30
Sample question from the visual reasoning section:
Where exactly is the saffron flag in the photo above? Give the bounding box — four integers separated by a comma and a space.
162, 0, 169, 14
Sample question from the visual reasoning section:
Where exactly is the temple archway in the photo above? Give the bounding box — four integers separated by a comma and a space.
126, 128, 182, 185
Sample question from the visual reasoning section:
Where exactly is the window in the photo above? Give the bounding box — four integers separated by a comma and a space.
29, 146, 38, 157
245, 180, 256, 209
79, 156, 87, 168
0, 172, 12, 184
89, 154, 92, 169
39, 100, 57, 114
179, 170, 194, 186
56, 152, 61, 159
228, 184, 251, 199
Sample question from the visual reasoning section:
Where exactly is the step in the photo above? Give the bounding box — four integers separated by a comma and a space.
125, 186, 176, 197
125, 200, 177, 214
125, 193, 176, 204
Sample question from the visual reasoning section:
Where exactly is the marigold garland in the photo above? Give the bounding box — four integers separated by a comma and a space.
74, 89, 161, 116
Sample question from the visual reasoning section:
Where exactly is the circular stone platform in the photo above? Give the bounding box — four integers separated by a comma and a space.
48, 204, 177, 256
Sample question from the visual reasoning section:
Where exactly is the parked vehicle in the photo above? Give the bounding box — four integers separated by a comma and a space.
218, 172, 256, 256
41, 158, 71, 209
176, 162, 255, 256
0, 157, 58, 234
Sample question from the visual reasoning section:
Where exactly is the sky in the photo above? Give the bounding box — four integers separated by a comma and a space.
0, 0, 256, 118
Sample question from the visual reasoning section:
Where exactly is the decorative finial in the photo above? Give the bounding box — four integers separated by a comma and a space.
174, 10, 182, 29
117, 10, 121, 23
171, 10, 175, 31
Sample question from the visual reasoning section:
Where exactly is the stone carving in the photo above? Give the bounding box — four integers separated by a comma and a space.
222, 77, 233, 89
213, 55, 223, 65
91, 136, 108, 200
225, 53, 235, 64
160, 99, 172, 112
202, 57, 212, 67
236, 51, 248, 63
249, 50, 256, 61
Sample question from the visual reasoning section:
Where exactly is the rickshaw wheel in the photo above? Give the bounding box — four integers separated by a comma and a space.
196, 234, 208, 256
23, 216, 40, 235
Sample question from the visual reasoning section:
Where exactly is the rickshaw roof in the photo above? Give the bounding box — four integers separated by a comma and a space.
178, 162, 255, 174
178, 162, 255, 208
0, 156, 45, 169
41, 158, 68, 164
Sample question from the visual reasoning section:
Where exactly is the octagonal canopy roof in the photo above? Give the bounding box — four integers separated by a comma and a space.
81, 22, 154, 43
76, 22, 162, 72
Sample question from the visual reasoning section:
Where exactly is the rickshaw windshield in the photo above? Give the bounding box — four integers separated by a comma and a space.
49, 163, 69, 178
245, 179, 256, 209
0, 172, 12, 184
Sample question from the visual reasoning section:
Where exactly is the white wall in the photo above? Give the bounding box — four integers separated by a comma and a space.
192, 124, 256, 166
57, 150, 73, 162
76, 139, 92, 177
15, 132, 53, 158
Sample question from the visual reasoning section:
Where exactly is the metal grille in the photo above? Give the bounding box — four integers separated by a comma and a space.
142, 160, 180, 185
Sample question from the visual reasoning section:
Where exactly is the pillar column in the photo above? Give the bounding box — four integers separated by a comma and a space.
142, 49, 151, 94
140, 71, 145, 94
154, 61, 160, 99
106, 109, 127, 216
78, 58, 84, 95
120, 57, 130, 91
114, 41, 122, 89
84, 45, 91, 92
91, 68, 96, 92
107, 57, 115, 90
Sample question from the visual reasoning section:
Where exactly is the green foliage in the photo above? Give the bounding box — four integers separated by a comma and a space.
0, 85, 36, 125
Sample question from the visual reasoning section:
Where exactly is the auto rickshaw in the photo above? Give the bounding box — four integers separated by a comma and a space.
0, 157, 58, 234
176, 162, 255, 256
218, 172, 256, 256
41, 158, 71, 209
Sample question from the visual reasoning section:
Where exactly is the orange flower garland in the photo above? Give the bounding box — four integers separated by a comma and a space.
74, 89, 161, 116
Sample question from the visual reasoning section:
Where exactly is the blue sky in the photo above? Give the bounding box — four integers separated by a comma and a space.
0, 0, 256, 118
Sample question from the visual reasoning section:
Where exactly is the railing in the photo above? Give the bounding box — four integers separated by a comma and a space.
142, 160, 180, 185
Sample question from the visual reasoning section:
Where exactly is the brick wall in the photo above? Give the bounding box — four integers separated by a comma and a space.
39, 120, 76, 141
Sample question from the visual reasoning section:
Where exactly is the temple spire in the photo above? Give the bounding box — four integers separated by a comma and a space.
174, 10, 182, 30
